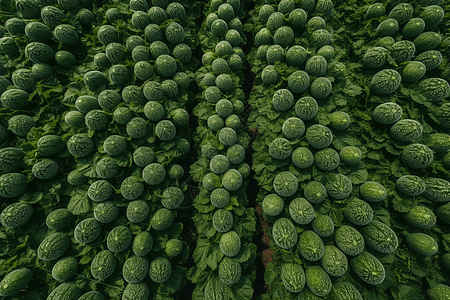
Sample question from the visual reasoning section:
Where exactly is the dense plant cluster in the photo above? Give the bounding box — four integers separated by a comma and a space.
245, 0, 450, 298
0, 0, 200, 298
188, 0, 257, 298
0, 0, 450, 299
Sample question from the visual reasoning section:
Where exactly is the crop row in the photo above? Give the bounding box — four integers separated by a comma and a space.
187, 0, 257, 298
0, 0, 201, 298
246, 0, 450, 298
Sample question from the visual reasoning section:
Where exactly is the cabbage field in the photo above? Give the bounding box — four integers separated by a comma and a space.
1, 0, 450, 299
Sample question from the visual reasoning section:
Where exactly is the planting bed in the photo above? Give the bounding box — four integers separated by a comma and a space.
0, 0, 450, 299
